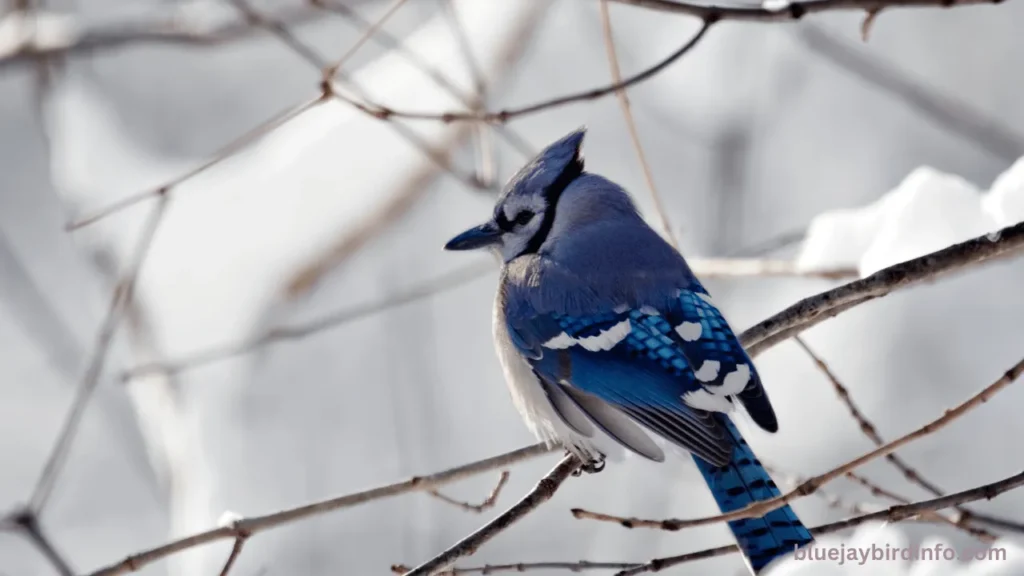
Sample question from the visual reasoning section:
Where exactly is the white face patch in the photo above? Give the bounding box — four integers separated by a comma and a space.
541, 319, 632, 352
682, 389, 733, 413
694, 360, 721, 382
496, 194, 549, 262
675, 321, 702, 342
721, 363, 751, 394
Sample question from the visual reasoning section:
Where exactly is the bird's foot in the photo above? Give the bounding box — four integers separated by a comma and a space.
572, 453, 607, 476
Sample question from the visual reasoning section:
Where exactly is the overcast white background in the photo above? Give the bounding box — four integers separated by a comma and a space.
2, 0, 1024, 575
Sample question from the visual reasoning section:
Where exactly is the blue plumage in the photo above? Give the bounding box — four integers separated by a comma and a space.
445, 127, 812, 573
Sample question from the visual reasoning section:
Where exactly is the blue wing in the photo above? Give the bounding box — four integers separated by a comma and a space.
662, 287, 778, 432
506, 285, 775, 466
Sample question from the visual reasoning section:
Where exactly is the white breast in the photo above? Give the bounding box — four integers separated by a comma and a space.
491, 297, 601, 460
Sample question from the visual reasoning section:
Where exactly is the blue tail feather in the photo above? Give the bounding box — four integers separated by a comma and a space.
691, 417, 813, 573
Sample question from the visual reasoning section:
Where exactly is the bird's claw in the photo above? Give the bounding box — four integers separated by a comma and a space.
571, 454, 607, 476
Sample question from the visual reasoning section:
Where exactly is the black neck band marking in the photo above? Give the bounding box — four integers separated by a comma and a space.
518, 157, 584, 256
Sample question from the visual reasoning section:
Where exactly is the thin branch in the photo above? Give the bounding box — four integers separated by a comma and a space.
218, 536, 248, 576
322, 0, 409, 80
401, 455, 582, 576
312, 0, 536, 158
842, 471, 997, 541
428, 472, 510, 513
796, 24, 1024, 163
326, 18, 716, 124
227, 0, 487, 191
769, 462, 998, 542
607, 0, 1003, 22
598, 0, 676, 248
739, 221, 1024, 357
0, 3, 323, 70
617, 468, 1024, 575
391, 561, 638, 574
8, 510, 75, 576
84, 443, 557, 576
66, 97, 324, 230
573, 353, 1024, 531
794, 336, 1024, 535
29, 194, 170, 512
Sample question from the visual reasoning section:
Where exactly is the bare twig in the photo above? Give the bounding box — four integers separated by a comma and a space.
770, 462, 997, 542
391, 561, 638, 574
84, 443, 556, 576
227, 0, 487, 191
573, 354, 1024, 531
598, 0, 675, 248
324, 18, 715, 124
30, 194, 170, 512
739, 221, 1024, 357
794, 336, 1024, 535
429, 472, 510, 513
608, 0, 1003, 22
7, 509, 75, 576
0, 3, 323, 70
842, 471, 997, 541
312, 0, 536, 158
66, 97, 324, 230
218, 536, 248, 576
402, 455, 583, 576
796, 25, 1024, 163
617, 468, 1024, 575
322, 0, 409, 80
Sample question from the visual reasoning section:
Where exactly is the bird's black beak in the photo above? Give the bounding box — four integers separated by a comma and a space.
444, 221, 502, 251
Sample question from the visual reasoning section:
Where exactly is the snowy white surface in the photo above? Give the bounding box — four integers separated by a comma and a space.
797, 159, 1024, 276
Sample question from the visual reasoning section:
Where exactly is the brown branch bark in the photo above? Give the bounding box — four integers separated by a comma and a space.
607, 0, 1003, 21
739, 221, 1024, 357
795, 336, 1024, 535
617, 468, 1024, 575
83, 443, 556, 576
401, 455, 582, 576
429, 472, 511, 513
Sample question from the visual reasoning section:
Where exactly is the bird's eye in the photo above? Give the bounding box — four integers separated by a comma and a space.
513, 210, 535, 226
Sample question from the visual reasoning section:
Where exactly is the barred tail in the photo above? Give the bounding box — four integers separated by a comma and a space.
691, 416, 813, 573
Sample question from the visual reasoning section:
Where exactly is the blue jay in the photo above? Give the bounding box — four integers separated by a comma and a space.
444, 128, 813, 573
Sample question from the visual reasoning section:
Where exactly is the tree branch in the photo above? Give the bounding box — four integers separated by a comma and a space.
83, 443, 556, 576
795, 336, 1024, 535
739, 221, 1024, 357
617, 468, 1024, 575
29, 195, 170, 513
607, 0, 1002, 22
401, 455, 582, 576
429, 472, 511, 513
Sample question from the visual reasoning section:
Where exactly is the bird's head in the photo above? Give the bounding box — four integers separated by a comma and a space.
444, 127, 586, 262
